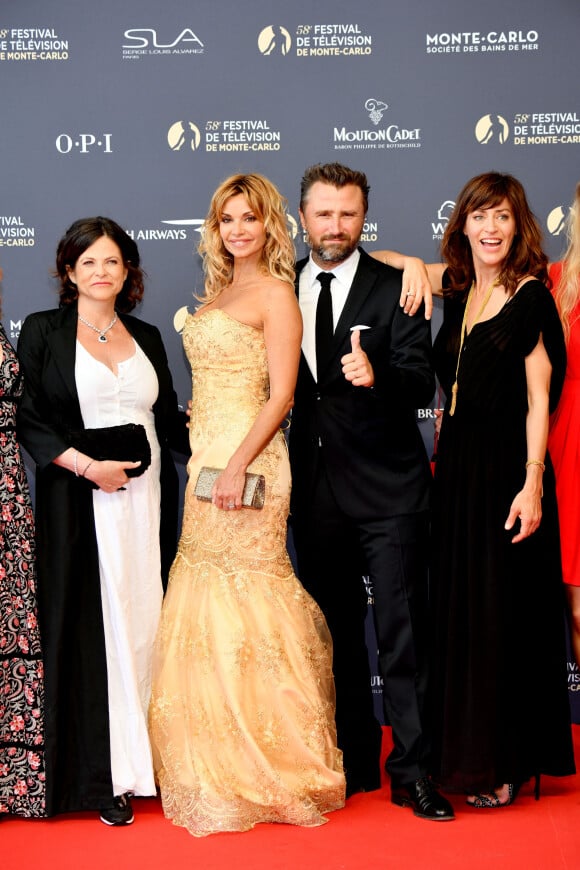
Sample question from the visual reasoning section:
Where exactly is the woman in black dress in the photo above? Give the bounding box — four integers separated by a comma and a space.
429, 173, 575, 806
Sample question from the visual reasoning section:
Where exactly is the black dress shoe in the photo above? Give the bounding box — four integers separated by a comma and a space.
391, 777, 454, 821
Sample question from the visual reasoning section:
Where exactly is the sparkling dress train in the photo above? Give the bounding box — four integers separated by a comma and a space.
149, 310, 345, 837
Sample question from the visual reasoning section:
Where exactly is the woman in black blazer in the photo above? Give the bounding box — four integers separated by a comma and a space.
17, 217, 182, 826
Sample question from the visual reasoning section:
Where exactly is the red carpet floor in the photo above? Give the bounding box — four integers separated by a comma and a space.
4, 726, 579, 870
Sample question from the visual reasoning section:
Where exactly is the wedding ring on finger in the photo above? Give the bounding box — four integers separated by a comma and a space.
406, 291, 415, 297
227, 502, 235, 509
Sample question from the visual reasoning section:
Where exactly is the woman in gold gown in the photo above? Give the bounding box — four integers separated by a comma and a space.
149, 173, 345, 837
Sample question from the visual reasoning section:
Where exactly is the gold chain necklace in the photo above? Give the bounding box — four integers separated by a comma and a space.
449, 279, 499, 416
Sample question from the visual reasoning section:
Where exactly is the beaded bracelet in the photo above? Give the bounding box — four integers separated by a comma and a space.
525, 459, 545, 472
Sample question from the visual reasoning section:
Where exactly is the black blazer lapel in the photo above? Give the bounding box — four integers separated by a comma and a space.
332, 265, 375, 349
121, 314, 160, 370
45, 305, 83, 412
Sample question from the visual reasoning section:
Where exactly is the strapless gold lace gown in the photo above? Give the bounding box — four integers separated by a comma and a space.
149, 310, 345, 836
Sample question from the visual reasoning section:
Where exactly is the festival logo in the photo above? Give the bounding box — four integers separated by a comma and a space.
257, 25, 292, 56
295, 22, 373, 57
122, 27, 204, 60
475, 114, 510, 144
173, 306, 191, 334
286, 214, 299, 240
547, 205, 572, 237
168, 121, 202, 152
0, 27, 69, 61
258, 22, 373, 58
168, 118, 282, 154
0, 215, 35, 248
513, 112, 580, 146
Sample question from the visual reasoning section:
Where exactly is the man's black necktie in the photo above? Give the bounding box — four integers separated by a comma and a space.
315, 271, 336, 376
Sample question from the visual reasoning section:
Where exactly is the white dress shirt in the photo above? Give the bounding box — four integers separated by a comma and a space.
298, 249, 360, 382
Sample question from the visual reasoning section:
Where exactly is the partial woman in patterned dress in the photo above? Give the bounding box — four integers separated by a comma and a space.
0, 262, 45, 818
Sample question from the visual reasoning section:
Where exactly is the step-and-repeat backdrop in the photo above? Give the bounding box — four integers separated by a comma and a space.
2, 0, 579, 719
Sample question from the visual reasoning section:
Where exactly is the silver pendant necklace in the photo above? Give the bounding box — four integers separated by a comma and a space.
78, 312, 118, 343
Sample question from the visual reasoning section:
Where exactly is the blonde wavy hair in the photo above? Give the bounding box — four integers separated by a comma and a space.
197, 173, 295, 303
554, 182, 580, 345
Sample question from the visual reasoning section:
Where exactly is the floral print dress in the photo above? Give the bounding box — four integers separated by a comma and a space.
0, 324, 45, 816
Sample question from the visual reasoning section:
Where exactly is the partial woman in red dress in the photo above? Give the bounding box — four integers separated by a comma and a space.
548, 182, 580, 666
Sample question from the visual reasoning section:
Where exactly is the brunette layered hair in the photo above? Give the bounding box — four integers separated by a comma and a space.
197, 173, 295, 303
55, 216, 145, 312
441, 172, 549, 297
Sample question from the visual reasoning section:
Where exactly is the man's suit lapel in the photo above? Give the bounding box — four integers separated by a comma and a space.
319, 252, 376, 382
333, 259, 375, 345
295, 251, 377, 384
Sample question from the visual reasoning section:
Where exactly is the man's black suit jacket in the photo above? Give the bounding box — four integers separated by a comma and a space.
289, 249, 435, 521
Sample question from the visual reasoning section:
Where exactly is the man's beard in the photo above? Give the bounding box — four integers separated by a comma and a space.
314, 234, 358, 264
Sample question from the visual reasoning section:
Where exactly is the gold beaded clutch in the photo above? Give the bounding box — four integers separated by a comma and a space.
194, 466, 266, 510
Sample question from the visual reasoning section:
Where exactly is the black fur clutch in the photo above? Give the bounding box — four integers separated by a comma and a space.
71, 423, 152, 478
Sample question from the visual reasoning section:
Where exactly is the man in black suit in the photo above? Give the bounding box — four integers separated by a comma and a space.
289, 163, 453, 820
